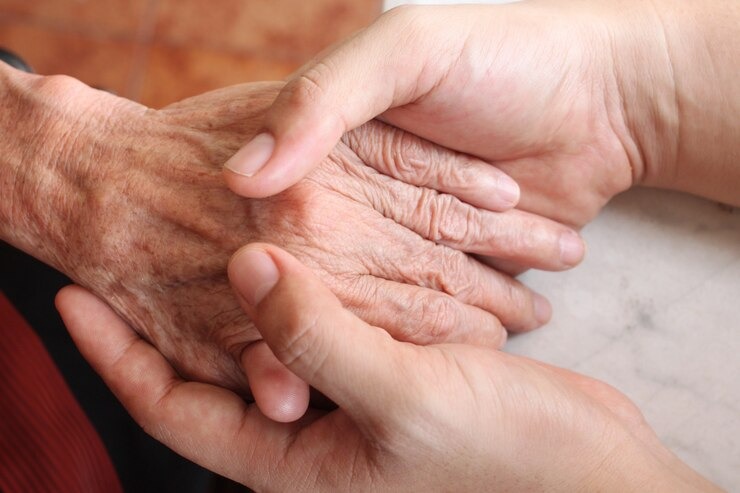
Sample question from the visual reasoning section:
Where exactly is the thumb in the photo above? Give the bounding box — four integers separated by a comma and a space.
227, 243, 408, 420
223, 8, 453, 198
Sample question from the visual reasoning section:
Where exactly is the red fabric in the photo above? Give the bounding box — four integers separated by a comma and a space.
0, 292, 123, 493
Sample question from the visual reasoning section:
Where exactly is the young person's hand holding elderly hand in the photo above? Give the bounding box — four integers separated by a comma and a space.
226, 0, 739, 248
0, 64, 582, 422
56, 244, 722, 492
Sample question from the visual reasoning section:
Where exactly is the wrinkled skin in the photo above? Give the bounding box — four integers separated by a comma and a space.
10, 76, 574, 393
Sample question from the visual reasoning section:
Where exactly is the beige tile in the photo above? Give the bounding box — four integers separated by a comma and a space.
0, 0, 383, 108
0, 21, 138, 97
0, 0, 152, 38
153, 0, 381, 60
138, 44, 297, 108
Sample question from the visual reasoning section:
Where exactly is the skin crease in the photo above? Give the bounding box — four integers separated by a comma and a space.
55, 245, 722, 492
0, 69, 584, 420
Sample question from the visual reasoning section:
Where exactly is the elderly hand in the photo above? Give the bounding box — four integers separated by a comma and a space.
1, 69, 581, 421
55, 243, 720, 492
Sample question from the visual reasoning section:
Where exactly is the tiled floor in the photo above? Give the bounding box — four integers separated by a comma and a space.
0, 0, 381, 107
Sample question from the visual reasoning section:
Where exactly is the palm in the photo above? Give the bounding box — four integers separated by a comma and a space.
87, 328, 652, 492
249, 346, 658, 491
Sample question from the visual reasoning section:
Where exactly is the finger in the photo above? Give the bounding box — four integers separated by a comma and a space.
54, 285, 296, 488
386, 246, 552, 331
474, 255, 529, 277
241, 341, 310, 423
342, 275, 507, 348
353, 169, 585, 270
222, 7, 463, 198
228, 244, 411, 421
344, 121, 520, 211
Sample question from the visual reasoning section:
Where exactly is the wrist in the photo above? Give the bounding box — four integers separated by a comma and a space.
602, 1, 680, 191
0, 66, 138, 269
0, 64, 51, 245
611, 0, 740, 204
653, 0, 739, 205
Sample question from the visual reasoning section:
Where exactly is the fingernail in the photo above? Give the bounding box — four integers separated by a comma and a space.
559, 231, 585, 266
229, 248, 280, 306
224, 133, 275, 177
497, 174, 520, 207
533, 294, 552, 325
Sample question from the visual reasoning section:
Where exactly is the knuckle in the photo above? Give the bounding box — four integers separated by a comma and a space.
425, 193, 479, 246
385, 129, 431, 182
406, 293, 459, 343
436, 159, 467, 190
271, 306, 327, 377
283, 62, 348, 137
285, 62, 333, 109
447, 157, 483, 189
421, 246, 476, 298
341, 120, 391, 175
31, 74, 85, 98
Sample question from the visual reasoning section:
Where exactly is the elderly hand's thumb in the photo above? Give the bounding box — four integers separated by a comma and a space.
227, 243, 405, 420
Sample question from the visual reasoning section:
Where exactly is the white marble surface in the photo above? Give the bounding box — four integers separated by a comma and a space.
512, 189, 740, 490
380, 2, 740, 490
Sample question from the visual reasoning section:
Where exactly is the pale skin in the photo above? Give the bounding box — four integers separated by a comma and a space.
56, 0, 737, 490
0, 65, 583, 421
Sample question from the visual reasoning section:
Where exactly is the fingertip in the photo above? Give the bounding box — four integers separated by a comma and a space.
241, 342, 310, 423
222, 158, 293, 200
492, 173, 521, 210
55, 285, 106, 338
223, 109, 344, 199
559, 230, 586, 267
54, 284, 77, 312
222, 135, 302, 200
224, 132, 275, 178
223, 145, 324, 199
533, 294, 553, 327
